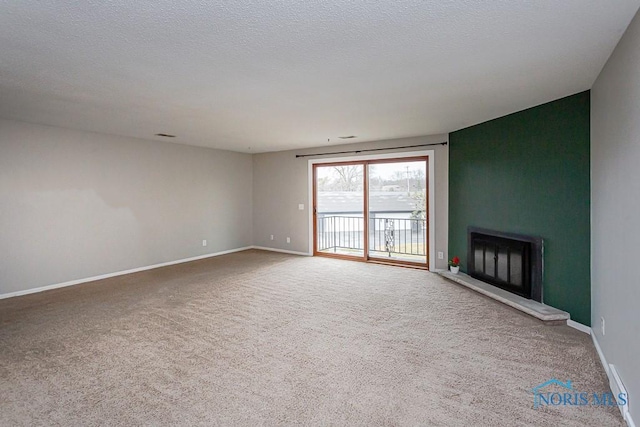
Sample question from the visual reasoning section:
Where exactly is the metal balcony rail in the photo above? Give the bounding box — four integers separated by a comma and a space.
317, 215, 426, 257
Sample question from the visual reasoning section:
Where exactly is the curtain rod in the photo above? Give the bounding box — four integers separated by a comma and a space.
295, 142, 447, 158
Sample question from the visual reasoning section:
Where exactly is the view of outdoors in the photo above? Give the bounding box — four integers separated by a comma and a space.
315, 160, 427, 263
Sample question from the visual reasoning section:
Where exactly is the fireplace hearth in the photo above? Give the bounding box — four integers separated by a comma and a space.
467, 227, 543, 302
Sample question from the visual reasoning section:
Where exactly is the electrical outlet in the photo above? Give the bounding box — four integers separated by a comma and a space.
286, 237, 291, 244
298, 204, 304, 210
601, 317, 606, 336
437, 251, 444, 260
202, 240, 207, 247
270, 235, 274, 241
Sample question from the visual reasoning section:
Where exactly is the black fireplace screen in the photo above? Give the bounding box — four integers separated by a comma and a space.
468, 228, 543, 302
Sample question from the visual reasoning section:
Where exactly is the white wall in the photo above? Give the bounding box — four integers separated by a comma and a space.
252, 134, 449, 269
591, 8, 640, 424
0, 119, 253, 295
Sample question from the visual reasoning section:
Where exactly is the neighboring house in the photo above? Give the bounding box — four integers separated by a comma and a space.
317, 191, 424, 232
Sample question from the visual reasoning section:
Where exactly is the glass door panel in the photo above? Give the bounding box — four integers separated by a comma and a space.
367, 160, 427, 264
315, 163, 365, 259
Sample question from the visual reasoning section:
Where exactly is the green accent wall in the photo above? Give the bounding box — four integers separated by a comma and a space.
449, 91, 591, 325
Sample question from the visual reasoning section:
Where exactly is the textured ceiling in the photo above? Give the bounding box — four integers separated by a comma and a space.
1, 1, 639, 153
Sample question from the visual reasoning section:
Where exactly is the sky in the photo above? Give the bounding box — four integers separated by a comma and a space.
369, 161, 425, 180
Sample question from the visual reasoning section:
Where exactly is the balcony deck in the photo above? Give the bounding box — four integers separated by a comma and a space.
317, 215, 427, 265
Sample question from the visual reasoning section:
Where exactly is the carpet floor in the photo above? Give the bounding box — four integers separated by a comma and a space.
0, 250, 624, 426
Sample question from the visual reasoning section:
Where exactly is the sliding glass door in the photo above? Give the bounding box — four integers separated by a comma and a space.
313, 157, 428, 266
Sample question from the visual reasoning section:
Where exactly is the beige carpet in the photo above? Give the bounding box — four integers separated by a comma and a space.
0, 250, 624, 426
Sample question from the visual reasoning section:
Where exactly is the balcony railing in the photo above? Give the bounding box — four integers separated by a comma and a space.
317, 215, 426, 257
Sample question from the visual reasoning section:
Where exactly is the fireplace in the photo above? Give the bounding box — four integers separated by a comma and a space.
467, 227, 543, 301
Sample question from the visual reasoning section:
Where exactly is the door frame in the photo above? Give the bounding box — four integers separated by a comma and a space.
308, 150, 436, 269
312, 160, 368, 262
365, 156, 429, 267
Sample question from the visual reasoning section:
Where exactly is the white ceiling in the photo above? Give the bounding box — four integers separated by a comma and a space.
1, 1, 639, 153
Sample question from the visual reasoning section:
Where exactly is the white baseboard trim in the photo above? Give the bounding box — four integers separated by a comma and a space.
0, 246, 253, 300
251, 246, 312, 256
567, 319, 592, 334
610, 364, 631, 424
592, 332, 611, 378
592, 332, 635, 427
